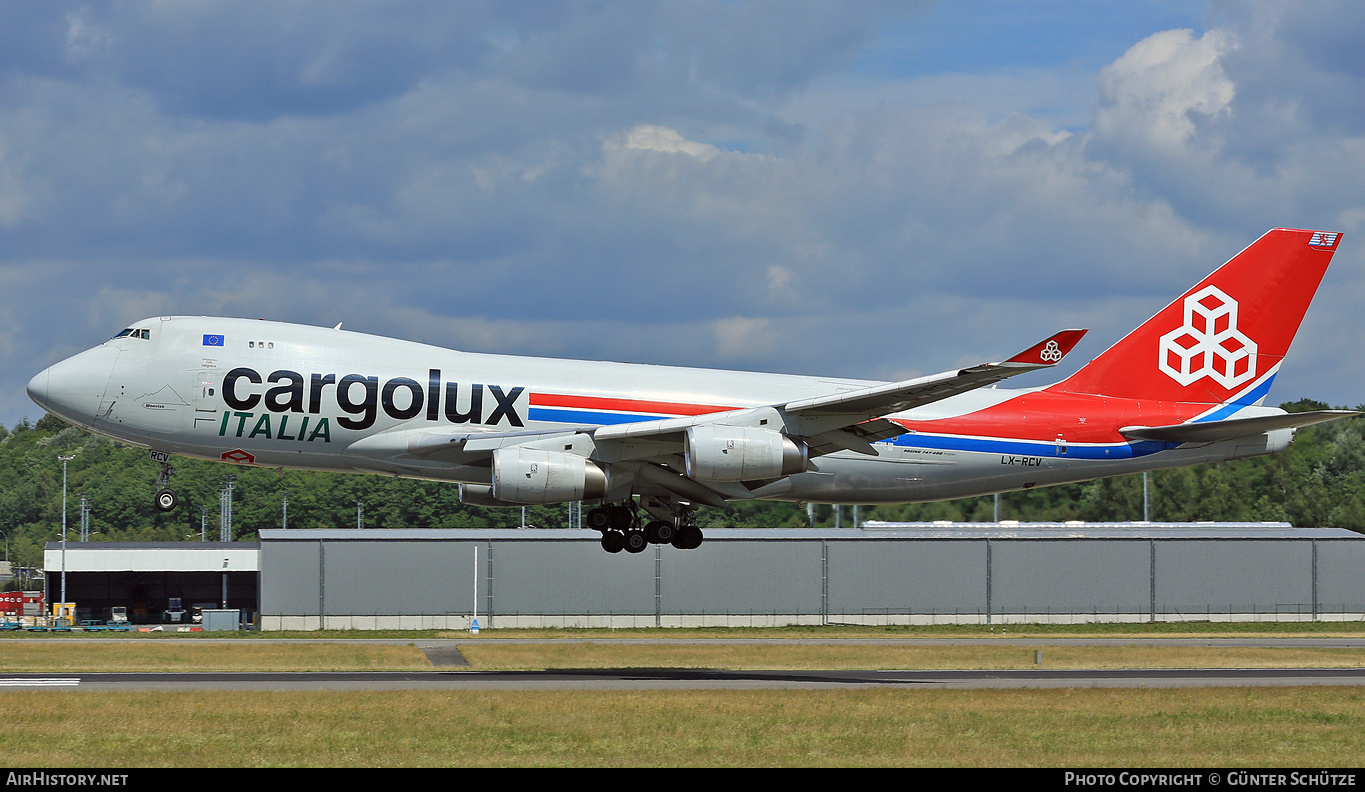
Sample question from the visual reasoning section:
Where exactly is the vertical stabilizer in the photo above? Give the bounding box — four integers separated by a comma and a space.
1050, 228, 1341, 405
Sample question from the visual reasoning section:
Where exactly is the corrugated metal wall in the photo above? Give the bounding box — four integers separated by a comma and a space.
256, 528, 1365, 629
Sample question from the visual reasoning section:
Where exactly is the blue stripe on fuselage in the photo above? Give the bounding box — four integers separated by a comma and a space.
889, 433, 1171, 459
529, 407, 663, 425
1191, 372, 1277, 423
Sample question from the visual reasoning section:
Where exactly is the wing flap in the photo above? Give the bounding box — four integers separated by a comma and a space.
806, 418, 907, 456
345, 425, 593, 459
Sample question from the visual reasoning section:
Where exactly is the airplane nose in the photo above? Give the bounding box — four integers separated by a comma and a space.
25, 369, 50, 412
27, 346, 118, 428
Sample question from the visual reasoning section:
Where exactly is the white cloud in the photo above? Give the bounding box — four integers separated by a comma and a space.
1094, 28, 1236, 154
622, 125, 722, 161
713, 316, 777, 360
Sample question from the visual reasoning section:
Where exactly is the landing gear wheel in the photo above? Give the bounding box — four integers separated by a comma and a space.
154, 488, 178, 513
608, 504, 634, 530
623, 529, 648, 553
672, 526, 703, 550
600, 531, 625, 553
586, 507, 612, 532
645, 520, 675, 545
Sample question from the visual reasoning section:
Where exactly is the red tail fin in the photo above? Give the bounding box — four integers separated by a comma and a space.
1050, 228, 1341, 404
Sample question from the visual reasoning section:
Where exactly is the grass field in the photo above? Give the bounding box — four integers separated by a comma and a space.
1, 639, 1365, 672
1, 624, 1363, 767
9, 619, 1365, 641
1, 687, 1362, 767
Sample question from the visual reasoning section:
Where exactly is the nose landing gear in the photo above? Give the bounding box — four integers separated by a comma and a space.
151, 450, 178, 513
155, 488, 178, 512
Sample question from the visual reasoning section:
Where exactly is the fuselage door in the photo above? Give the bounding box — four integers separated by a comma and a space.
191, 369, 221, 431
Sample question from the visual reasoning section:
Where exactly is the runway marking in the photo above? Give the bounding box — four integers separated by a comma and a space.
0, 678, 80, 687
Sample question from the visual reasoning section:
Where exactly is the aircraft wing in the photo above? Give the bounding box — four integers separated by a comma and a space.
1119, 410, 1359, 444
346, 329, 1088, 488
592, 328, 1088, 446
782, 329, 1089, 417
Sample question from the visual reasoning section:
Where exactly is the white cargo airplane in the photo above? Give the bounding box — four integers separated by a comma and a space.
27, 228, 1357, 553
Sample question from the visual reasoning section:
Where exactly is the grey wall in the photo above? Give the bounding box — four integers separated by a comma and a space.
258, 531, 1365, 625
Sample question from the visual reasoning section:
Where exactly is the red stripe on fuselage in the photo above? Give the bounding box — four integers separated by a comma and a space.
530, 392, 735, 417
892, 391, 1217, 443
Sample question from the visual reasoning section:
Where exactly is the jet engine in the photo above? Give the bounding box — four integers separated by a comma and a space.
684, 425, 807, 482
459, 484, 526, 508
491, 446, 607, 504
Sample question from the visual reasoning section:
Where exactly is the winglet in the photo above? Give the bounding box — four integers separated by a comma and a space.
1003, 329, 1088, 366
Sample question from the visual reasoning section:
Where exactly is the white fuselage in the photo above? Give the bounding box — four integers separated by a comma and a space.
27, 316, 1285, 506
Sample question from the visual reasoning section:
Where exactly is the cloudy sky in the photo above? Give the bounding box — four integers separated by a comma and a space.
4, 1, 1365, 427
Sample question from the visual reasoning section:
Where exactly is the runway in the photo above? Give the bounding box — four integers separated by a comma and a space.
3, 667, 1365, 691
2, 636, 1361, 690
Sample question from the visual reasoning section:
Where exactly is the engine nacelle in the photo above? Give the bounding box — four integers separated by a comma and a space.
685, 425, 807, 482
491, 447, 607, 504
458, 484, 525, 508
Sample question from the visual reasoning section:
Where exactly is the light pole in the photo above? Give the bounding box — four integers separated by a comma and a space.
220, 477, 234, 542
58, 454, 74, 623
0, 527, 9, 588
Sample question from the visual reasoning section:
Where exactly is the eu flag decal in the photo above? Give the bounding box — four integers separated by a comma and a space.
202, 334, 225, 347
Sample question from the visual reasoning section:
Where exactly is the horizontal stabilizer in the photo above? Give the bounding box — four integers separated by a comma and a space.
1120, 410, 1359, 444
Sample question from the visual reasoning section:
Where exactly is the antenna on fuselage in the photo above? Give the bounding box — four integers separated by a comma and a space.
333, 322, 343, 330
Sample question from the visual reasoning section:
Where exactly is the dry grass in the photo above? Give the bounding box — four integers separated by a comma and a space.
0, 687, 1362, 767
0, 640, 1361, 672
436, 621, 1365, 640
0, 642, 432, 672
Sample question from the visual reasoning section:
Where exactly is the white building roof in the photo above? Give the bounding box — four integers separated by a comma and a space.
42, 542, 259, 573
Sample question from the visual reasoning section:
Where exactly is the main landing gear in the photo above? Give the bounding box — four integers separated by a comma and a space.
587, 502, 703, 554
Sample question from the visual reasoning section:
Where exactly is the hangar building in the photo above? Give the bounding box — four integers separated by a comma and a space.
46, 523, 1365, 629
42, 543, 258, 624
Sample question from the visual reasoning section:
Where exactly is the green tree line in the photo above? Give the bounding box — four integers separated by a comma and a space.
1, 399, 1361, 577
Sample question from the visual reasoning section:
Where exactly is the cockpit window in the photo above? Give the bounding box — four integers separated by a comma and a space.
112, 328, 151, 340
114, 329, 134, 338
